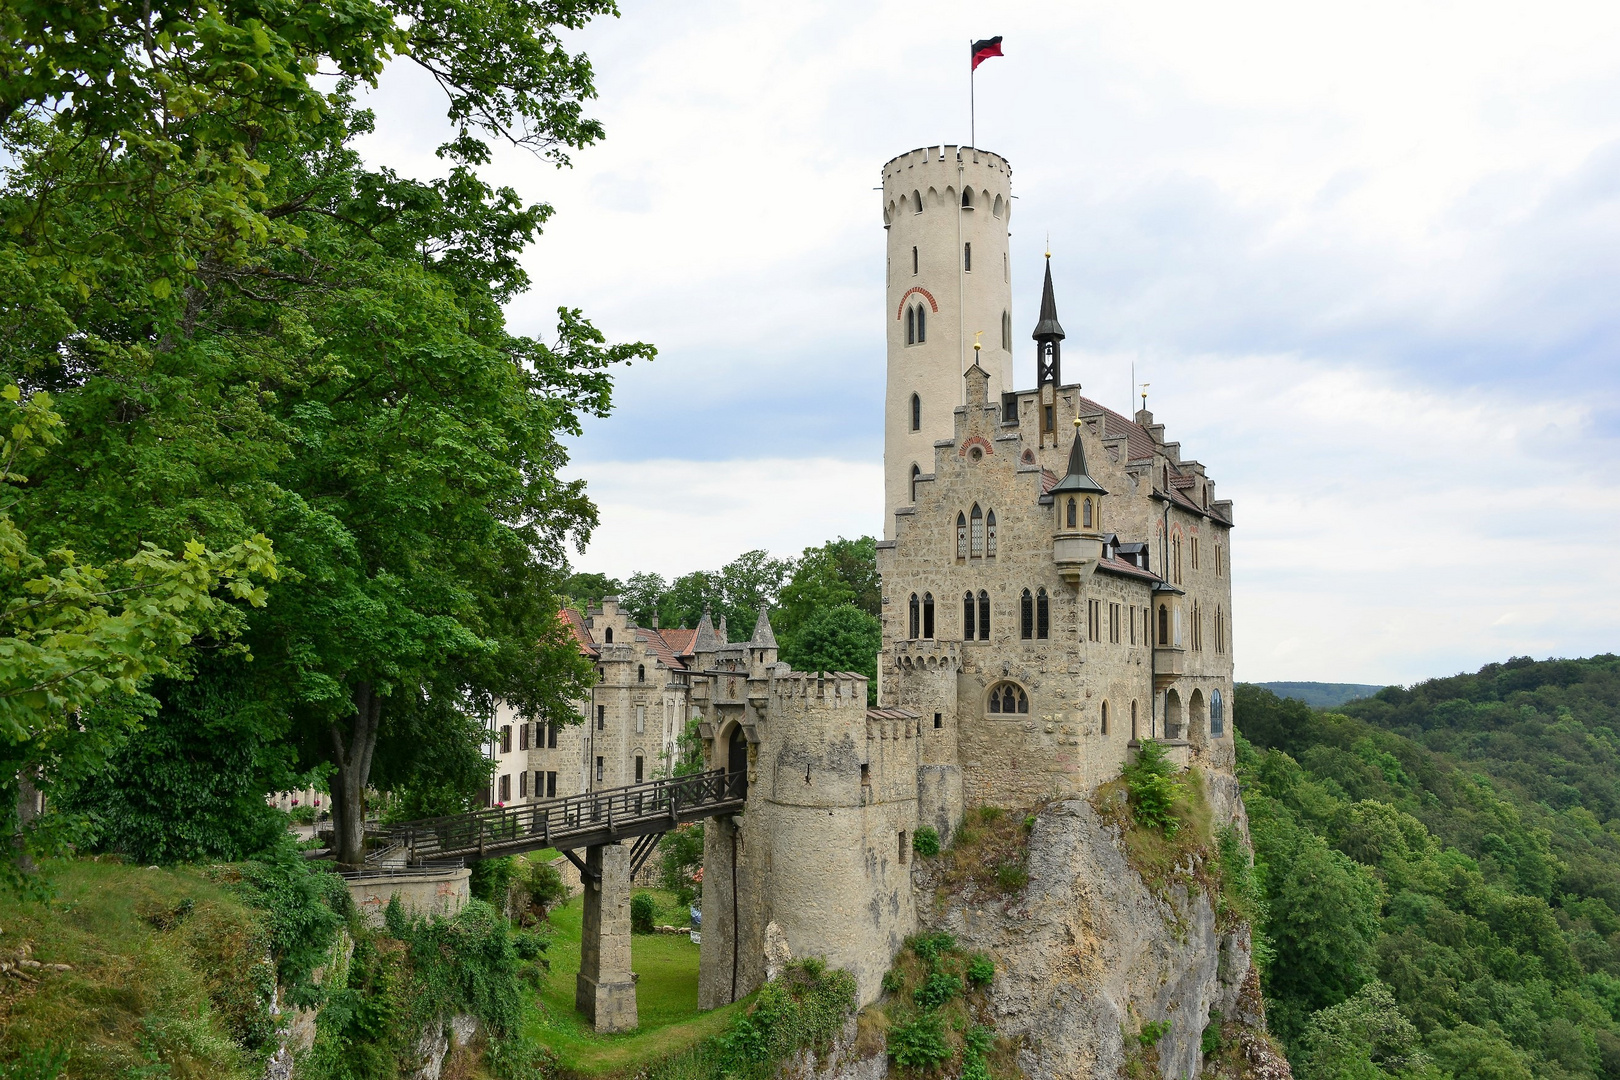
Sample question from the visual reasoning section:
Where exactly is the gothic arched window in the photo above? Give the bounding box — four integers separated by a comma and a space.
605, 628, 613, 643
970, 504, 984, 558
1019, 589, 1033, 640
909, 463, 920, 502
1158, 604, 1169, 646
1083, 497, 1093, 529
908, 593, 920, 640
913, 190, 922, 214
961, 187, 972, 208
986, 682, 1028, 715
922, 592, 935, 638
637, 664, 645, 683
1210, 690, 1225, 737
977, 590, 991, 640
1066, 497, 1077, 529
910, 393, 921, 431
906, 306, 915, 345
1036, 588, 1050, 639
956, 512, 968, 560
917, 303, 926, 342
963, 591, 976, 640
985, 510, 997, 557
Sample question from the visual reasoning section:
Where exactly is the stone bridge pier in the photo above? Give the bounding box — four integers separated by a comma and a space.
575, 842, 638, 1033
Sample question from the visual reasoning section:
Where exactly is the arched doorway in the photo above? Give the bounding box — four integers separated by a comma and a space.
727, 724, 749, 799
1188, 689, 1207, 748
1164, 689, 1183, 741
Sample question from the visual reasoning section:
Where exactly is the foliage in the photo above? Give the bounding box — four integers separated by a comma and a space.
913, 825, 941, 858
1236, 658, 1620, 1079
937, 806, 1033, 898
514, 858, 569, 922
214, 847, 350, 1006
966, 954, 995, 988
470, 856, 516, 905
913, 971, 964, 1010
633, 891, 657, 934
1202, 1010, 1224, 1056
60, 655, 305, 865
0, 388, 275, 891
660, 820, 706, 894
1136, 1019, 1172, 1046
778, 604, 882, 704
2, 0, 648, 869
640, 961, 857, 1080
911, 932, 957, 965
1122, 739, 1182, 835
888, 1013, 952, 1069
487, 1038, 560, 1080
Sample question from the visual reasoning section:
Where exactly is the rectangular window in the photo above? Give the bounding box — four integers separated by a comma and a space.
1087, 599, 1101, 641
860, 763, 871, 787
548, 723, 558, 748
1002, 392, 1018, 424
1110, 603, 1121, 643
499, 725, 512, 754
635, 756, 644, 783
595, 756, 604, 783
596, 705, 605, 730
934, 712, 943, 729
636, 705, 645, 733
546, 771, 557, 798
498, 774, 511, 802
1129, 605, 1136, 645
519, 771, 528, 798
519, 723, 529, 751
1216, 543, 1224, 577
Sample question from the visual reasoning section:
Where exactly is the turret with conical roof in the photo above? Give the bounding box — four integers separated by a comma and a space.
693, 608, 720, 654
749, 608, 778, 649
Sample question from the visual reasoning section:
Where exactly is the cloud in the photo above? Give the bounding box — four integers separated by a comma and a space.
343, 0, 1620, 683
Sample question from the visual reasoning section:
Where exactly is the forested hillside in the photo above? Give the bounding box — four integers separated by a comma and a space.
1237, 654, 1620, 1079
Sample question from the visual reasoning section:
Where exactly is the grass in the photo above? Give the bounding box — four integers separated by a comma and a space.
927, 805, 1036, 900
870, 933, 1018, 1080
1093, 766, 1227, 918
525, 889, 750, 1077
0, 858, 272, 1080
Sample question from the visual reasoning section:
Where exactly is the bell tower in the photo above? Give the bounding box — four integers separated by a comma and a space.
880, 145, 1015, 537
1032, 254, 1065, 446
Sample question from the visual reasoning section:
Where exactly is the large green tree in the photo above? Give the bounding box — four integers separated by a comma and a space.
2, 0, 649, 865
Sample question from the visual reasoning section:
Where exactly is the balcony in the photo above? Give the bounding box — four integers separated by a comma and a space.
1052, 532, 1102, 583
1153, 647, 1185, 691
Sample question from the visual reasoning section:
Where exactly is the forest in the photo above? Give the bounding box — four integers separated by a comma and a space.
1238, 654, 1620, 1079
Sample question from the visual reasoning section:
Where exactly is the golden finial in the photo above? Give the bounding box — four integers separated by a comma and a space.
1074, 413, 1082, 429
1139, 382, 1150, 411
973, 330, 984, 353
1045, 231, 1051, 259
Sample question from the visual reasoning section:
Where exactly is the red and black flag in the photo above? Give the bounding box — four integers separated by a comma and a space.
971, 37, 1003, 71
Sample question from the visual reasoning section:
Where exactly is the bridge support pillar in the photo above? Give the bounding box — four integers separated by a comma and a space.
575, 842, 638, 1033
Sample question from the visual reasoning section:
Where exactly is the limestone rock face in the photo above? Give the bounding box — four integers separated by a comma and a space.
914, 774, 1288, 1080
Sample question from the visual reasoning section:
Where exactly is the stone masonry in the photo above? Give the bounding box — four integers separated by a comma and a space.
575, 843, 638, 1033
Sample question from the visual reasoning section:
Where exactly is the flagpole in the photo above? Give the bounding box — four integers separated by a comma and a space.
970, 41, 976, 149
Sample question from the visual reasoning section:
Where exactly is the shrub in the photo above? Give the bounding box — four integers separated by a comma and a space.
888, 1013, 951, 1069
1137, 1019, 1171, 1047
469, 856, 515, 904
912, 826, 940, 858
519, 861, 569, 920
910, 932, 956, 966
913, 971, 963, 1010
966, 954, 995, 987
994, 861, 1029, 893
881, 968, 904, 995
289, 804, 318, 825
1122, 740, 1182, 836
1201, 1012, 1223, 1056
631, 892, 657, 934
487, 1038, 559, 1080
976, 806, 1004, 824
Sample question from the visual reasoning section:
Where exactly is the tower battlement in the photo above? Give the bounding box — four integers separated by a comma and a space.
767, 670, 869, 711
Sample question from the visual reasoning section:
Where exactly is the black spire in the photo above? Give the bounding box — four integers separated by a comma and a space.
1033, 256, 1066, 342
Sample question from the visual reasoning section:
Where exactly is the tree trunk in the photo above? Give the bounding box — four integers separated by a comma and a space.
13, 769, 40, 877
330, 681, 383, 869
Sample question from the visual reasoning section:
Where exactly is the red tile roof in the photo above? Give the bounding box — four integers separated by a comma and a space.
636, 628, 688, 671
659, 627, 698, 657
560, 608, 598, 655
1096, 554, 1163, 583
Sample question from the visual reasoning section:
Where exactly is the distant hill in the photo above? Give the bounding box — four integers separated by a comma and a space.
1249, 680, 1387, 708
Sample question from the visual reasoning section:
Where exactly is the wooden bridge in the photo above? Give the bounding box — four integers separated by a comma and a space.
376, 768, 747, 882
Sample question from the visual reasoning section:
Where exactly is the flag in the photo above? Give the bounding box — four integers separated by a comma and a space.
971, 37, 1003, 72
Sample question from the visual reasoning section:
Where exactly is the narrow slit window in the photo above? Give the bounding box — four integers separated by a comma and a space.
917, 304, 926, 342
912, 245, 919, 274
910, 463, 921, 502
956, 512, 968, 559
985, 511, 997, 557
906, 306, 915, 345
909, 593, 920, 639
1020, 589, 1033, 640
963, 591, 976, 640
910, 393, 921, 431
963, 242, 972, 271
1037, 588, 1050, 639
922, 593, 935, 639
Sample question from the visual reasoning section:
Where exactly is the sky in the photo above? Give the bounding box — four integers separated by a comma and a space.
350, 0, 1620, 686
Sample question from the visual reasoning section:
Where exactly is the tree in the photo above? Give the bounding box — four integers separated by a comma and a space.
561, 572, 623, 613
0, 389, 274, 890
778, 605, 881, 703
775, 536, 878, 642
2, 0, 650, 866
1295, 982, 1430, 1080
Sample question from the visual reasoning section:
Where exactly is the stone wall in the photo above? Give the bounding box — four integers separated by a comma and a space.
345, 866, 471, 927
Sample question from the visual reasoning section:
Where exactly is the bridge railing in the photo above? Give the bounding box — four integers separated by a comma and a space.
384, 768, 746, 861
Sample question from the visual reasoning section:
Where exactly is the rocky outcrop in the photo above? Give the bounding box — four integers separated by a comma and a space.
910, 774, 1289, 1080
411, 1014, 481, 1080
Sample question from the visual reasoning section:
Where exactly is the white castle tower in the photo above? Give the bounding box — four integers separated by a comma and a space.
881, 145, 1015, 536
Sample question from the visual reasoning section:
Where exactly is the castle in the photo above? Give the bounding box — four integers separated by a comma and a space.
488, 144, 1238, 1019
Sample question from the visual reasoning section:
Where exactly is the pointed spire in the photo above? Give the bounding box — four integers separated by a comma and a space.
1049, 416, 1108, 498
694, 607, 719, 652
1032, 256, 1066, 342
749, 608, 778, 649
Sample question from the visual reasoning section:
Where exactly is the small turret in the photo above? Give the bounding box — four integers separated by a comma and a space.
749, 609, 779, 677
1051, 416, 1108, 582
694, 609, 719, 654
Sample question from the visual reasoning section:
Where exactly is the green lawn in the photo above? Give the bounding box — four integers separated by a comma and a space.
525, 888, 750, 1077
